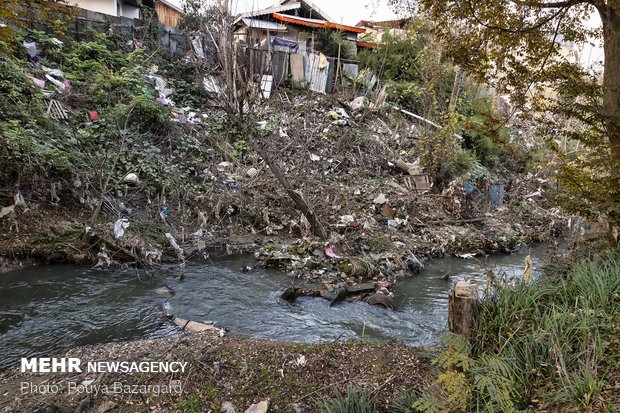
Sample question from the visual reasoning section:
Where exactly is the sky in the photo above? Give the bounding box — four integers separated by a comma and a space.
167, 0, 401, 26
231, 0, 401, 25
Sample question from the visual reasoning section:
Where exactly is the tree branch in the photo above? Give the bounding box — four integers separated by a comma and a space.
465, 0, 578, 33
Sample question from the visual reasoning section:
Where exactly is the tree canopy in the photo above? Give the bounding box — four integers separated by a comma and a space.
390, 0, 620, 224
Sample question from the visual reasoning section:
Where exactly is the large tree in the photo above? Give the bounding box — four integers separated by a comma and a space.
391, 0, 620, 225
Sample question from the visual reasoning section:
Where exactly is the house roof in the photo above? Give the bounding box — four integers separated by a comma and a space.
234, 3, 301, 25
355, 18, 411, 29
241, 18, 287, 31
272, 13, 365, 33
279, 0, 333, 22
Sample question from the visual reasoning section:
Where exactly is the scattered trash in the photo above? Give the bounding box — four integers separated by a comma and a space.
218, 161, 234, 170
46, 99, 70, 120
380, 204, 397, 219
279, 127, 289, 138
165, 233, 185, 263
28, 77, 45, 88
295, 354, 306, 366
456, 253, 477, 259
490, 185, 505, 206
350, 96, 368, 112
0, 205, 15, 220
241, 265, 253, 273
331, 119, 349, 126
89, 111, 100, 122
260, 75, 273, 99
387, 219, 398, 228
247, 167, 258, 178
113, 218, 130, 239
160, 207, 169, 219
23, 41, 37, 58
310, 153, 321, 162
373, 193, 387, 204
324, 244, 341, 259
328, 110, 340, 120
339, 215, 355, 224
524, 190, 542, 199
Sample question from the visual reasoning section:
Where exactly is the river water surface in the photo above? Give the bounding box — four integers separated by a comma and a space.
0, 246, 544, 370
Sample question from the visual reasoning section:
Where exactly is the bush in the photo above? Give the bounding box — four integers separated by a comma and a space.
414, 249, 620, 412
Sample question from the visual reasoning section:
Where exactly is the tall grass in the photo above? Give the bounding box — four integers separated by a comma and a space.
414, 249, 620, 412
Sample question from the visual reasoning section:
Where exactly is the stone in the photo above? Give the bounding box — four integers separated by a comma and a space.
245, 400, 269, 413
97, 401, 117, 413
221, 401, 236, 413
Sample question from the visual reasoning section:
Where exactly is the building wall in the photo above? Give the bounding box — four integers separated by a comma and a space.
66, 0, 117, 16
155, 2, 182, 28
120, 4, 140, 19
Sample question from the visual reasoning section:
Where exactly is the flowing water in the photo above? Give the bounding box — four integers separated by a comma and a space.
0, 245, 545, 370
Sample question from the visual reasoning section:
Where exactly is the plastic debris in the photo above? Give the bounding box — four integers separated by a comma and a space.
122, 173, 139, 184
89, 111, 100, 122
165, 233, 185, 262
350, 96, 368, 112
247, 167, 258, 178
113, 218, 130, 239
23, 41, 37, 58
160, 207, 169, 219
324, 244, 341, 259
373, 193, 387, 204
29, 77, 46, 88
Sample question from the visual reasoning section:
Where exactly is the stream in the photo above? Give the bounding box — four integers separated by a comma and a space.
0, 245, 545, 370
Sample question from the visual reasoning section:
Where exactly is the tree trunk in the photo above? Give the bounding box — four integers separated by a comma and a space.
601, 6, 620, 159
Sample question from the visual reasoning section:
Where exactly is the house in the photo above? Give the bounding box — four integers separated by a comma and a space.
355, 18, 410, 46
65, 0, 182, 28
155, 0, 183, 28
233, 0, 364, 55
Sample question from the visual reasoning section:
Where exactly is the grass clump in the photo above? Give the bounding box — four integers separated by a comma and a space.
319, 387, 374, 413
413, 248, 620, 412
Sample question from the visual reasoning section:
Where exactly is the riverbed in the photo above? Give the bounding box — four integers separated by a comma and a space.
0, 246, 544, 370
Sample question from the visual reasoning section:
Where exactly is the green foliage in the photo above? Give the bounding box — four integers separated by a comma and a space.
319, 388, 374, 413
415, 249, 620, 411
314, 29, 354, 60
358, 19, 453, 116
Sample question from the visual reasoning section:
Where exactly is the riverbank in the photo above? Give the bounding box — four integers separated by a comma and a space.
0, 331, 433, 413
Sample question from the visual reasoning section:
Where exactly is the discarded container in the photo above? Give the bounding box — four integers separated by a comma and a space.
247, 167, 258, 178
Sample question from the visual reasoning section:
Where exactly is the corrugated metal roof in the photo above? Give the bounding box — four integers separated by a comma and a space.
234, 3, 301, 25
241, 18, 287, 31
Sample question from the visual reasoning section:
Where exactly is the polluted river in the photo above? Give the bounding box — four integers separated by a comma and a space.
0, 246, 544, 370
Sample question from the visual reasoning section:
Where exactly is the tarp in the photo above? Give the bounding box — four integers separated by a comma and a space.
270, 36, 299, 53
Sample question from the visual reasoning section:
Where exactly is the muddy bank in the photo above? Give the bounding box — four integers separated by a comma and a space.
0, 331, 432, 413
0, 93, 568, 280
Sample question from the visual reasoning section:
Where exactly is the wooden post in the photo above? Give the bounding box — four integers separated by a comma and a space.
448, 280, 478, 340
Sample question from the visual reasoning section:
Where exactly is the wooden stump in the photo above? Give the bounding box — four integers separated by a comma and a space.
448, 280, 479, 340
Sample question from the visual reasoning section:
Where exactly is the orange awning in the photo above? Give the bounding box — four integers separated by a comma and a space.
272, 13, 365, 33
